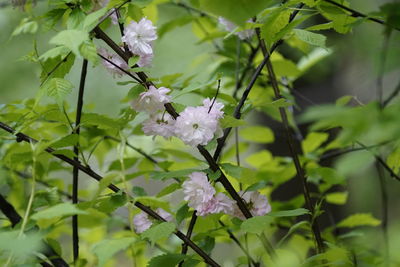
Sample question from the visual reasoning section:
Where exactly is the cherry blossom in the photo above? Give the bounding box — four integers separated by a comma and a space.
174, 98, 224, 146
182, 172, 215, 210
234, 191, 272, 219
196, 193, 235, 216
142, 112, 175, 139
133, 208, 172, 234
218, 17, 254, 40
131, 86, 171, 113
98, 48, 129, 77
122, 17, 157, 56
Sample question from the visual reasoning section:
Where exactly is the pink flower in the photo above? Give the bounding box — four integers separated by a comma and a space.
218, 17, 254, 40
197, 193, 235, 216
133, 211, 152, 233
156, 208, 173, 221
133, 208, 172, 234
202, 98, 224, 119
131, 86, 171, 113
234, 191, 272, 220
174, 103, 223, 146
138, 53, 153, 67
183, 172, 215, 210
122, 17, 157, 56
98, 48, 129, 77
142, 112, 175, 138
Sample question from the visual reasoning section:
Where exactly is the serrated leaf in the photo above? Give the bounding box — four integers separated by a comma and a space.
31, 203, 87, 220
39, 46, 71, 61
338, 213, 381, 228
41, 78, 74, 107
83, 7, 108, 31
141, 222, 175, 245
293, 29, 327, 48
0, 231, 43, 260
147, 254, 186, 267
50, 29, 89, 56
92, 237, 136, 267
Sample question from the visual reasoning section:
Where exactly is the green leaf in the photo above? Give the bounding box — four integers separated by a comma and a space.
147, 254, 186, 267
50, 134, 79, 148
132, 186, 147, 197
156, 183, 180, 197
83, 8, 108, 31
326, 192, 348, 205
240, 215, 273, 234
12, 18, 38, 36
92, 237, 136, 267
151, 169, 198, 180
176, 204, 189, 225
81, 113, 121, 130
79, 40, 98, 64
240, 126, 274, 143
31, 203, 87, 220
199, 0, 274, 26
308, 167, 345, 185
41, 78, 74, 107
158, 16, 193, 39
268, 208, 309, 217
301, 132, 329, 154
338, 213, 381, 228
0, 231, 43, 260
141, 222, 176, 245
50, 29, 89, 56
220, 115, 246, 128
245, 150, 272, 168
39, 46, 71, 61
293, 29, 327, 48
261, 8, 291, 45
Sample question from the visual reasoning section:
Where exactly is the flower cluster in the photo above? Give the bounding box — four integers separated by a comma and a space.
182, 172, 234, 216
98, 48, 129, 77
233, 191, 272, 220
133, 208, 172, 233
122, 17, 157, 66
218, 17, 254, 40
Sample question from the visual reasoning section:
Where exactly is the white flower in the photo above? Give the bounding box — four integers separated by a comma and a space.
122, 17, 157, 56
131, 86, 171, 113
138, 53, 153, 67
234, 191, 272, 219
174, 99, 224, 146
218, 17, 254, 40
183, 172, 215, 210
133, 211, 152, 233
98, 48, 129, 77
156, 208, 173, 221
142, 112, 175, 138
202, 98, 224, 119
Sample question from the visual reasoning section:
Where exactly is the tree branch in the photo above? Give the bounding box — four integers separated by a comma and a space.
71, 59, 88, 263
323, 0, 400, 31
0, 121, 220, 267
0, 194, 69, 267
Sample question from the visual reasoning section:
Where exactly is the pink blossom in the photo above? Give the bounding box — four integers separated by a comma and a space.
218, 17, 254, 40
133, 211, 152, 233
131, 86, 171, 113
122, 17, 157, 56
156, 208, 173, 221
197, 193, 235, 216
174, 105, 222, 146
234, 191, 272, 220
202, 98, 224, 119
98, 48, 129, 77
138, 53, 153, 67
142, 112, 175, 138
182, 172, 215, 210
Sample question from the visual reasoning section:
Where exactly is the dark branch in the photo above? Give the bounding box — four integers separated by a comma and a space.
0, 121, 220, 267
0, 194, 69, 267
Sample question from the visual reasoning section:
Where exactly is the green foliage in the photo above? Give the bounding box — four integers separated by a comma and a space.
31, 203, 87, 220
147, 253, 186, 267
141, 222, 176, 245
338, 213, 381, 228
92, 237, 136, 267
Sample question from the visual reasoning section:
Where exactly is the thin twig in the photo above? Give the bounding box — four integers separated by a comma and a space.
72, 59, 88, 263
383, 80, 400, 107
178, 212, 197, 267
0, 121, 221, 267
323, 0, 400, 31
376, 161, 389, 266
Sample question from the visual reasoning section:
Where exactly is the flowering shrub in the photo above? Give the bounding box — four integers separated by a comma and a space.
0, 0, 400, 266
